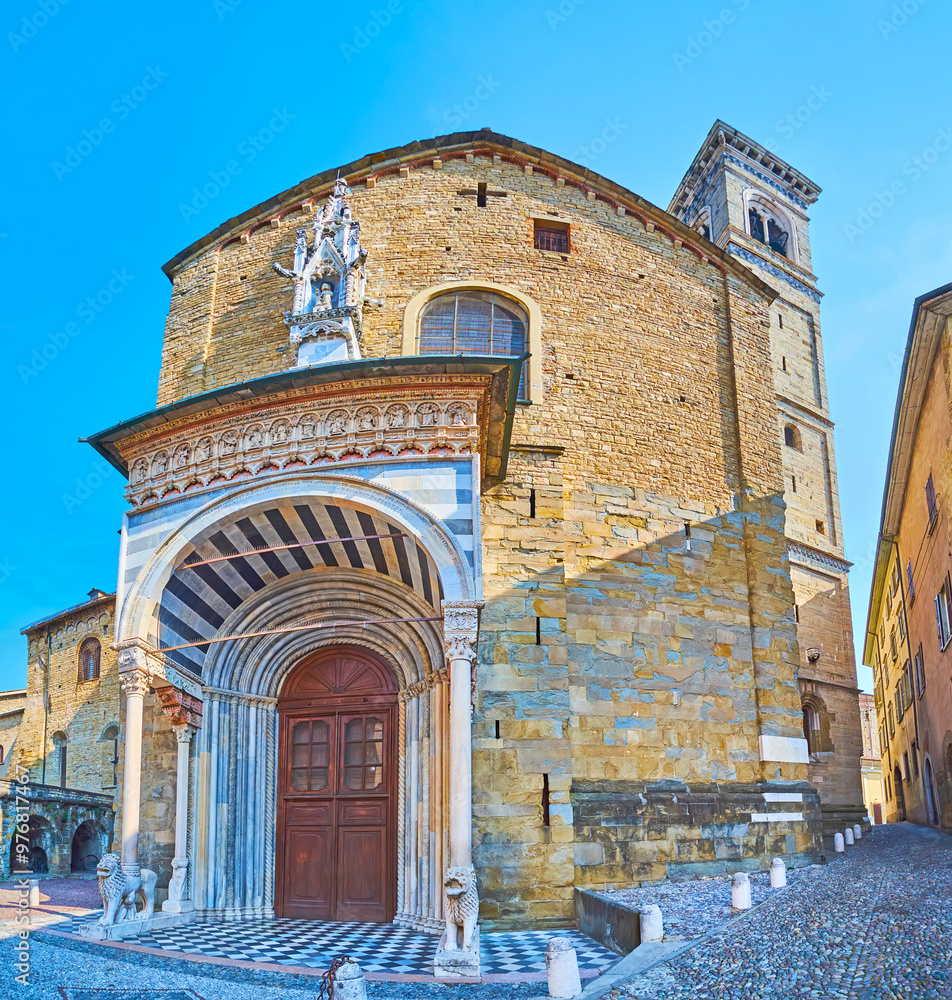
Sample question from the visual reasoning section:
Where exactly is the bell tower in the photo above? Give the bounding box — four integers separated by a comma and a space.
670, 121, 866, 835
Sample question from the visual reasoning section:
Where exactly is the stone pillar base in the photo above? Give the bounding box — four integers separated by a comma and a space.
77, 910, 197, 941
434, 926, 480, 979
162, 898, 195, 914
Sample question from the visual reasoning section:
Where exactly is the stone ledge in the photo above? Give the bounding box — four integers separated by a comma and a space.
76, 910, 197, 941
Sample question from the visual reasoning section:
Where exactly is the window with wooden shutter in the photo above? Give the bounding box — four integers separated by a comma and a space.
926, 473, 939, 524
78, 638, 101, 682
936, 582, 952, 649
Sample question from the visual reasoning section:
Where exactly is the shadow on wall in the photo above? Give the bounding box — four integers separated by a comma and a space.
472, 480, 821, 926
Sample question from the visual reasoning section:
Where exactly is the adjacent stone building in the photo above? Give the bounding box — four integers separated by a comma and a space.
0, 590, 117, 876
11, 125, 867, 961
864, 282, 952, 831
858, 692, 883, 824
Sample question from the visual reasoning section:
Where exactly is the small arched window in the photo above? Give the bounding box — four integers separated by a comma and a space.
746, 196, 794, 259
802, 703, 820, 757
692, 208, 712, 241
418, 290, 529, 399
784, 424, 801, 450
78, 638, 101, 682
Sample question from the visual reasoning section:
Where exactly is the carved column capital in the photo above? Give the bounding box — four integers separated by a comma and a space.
115, 638, 156, 689
441, 600, 484, 664
120, 668, 152, 698
172, 724, 194, 745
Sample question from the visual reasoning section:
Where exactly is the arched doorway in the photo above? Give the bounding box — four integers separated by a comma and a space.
276, 645, 398, 922
9, 817, 53, 875
894, 765, 906, 821
70, 821, 103, 872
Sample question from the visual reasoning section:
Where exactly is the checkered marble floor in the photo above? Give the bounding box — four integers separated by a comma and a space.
57, 914, 616, 976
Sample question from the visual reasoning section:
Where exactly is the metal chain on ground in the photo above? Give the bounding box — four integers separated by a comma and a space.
318, 955, 353, 999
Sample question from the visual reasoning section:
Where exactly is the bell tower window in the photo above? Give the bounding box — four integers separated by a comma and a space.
745, 195, 795, 260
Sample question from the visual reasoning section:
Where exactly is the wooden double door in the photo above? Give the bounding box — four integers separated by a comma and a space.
276, 647, 397, 922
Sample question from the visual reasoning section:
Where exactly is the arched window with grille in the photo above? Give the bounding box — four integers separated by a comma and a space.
78, 637, 101, 682
418, 290, 529, 399
784, 423, 801, 450
802, 703, 820, 757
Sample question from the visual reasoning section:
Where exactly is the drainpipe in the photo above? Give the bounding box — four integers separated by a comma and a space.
41, 625, 51, 787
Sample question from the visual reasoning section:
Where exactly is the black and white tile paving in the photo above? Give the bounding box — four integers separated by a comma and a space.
59, 915, 616, 976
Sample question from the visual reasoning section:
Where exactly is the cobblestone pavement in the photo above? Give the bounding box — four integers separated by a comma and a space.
2, 823, 948, 998
617, 823, 952, 1000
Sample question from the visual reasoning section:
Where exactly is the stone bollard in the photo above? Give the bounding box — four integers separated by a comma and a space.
546, 937, 582, 999
731, 872, 751, 910
769, 858, 787, 888
28, 880, 40, 907
332, 959, 367, 1000
834, 832, 845, 852
844, 827, 854, 846
853, 823, 862, 841
639, 903, 664, 943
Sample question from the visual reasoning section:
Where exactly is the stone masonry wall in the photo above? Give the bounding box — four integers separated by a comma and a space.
18, 599, 121, 796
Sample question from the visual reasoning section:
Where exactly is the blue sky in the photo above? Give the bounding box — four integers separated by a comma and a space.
2, 0, 950, 692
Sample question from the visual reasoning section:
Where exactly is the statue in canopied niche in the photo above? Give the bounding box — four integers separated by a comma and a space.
315, 282, 333, 313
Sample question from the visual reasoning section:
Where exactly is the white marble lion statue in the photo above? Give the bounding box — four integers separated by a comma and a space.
443, 865, 479, 952
96, 851, 158, 925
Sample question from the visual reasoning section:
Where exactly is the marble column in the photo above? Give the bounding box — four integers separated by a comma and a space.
440, 601, 483, 869
116, 644, 153, 875
436, 600, 483, 977
163, 725, 194, 913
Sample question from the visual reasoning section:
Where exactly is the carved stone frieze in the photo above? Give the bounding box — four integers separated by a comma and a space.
157, 685, 204, 730
399, 667, 448, 703
122, 391, 481, 511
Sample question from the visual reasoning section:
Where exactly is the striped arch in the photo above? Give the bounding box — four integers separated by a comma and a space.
157, 497, 444, 676
117, 473, 475, 677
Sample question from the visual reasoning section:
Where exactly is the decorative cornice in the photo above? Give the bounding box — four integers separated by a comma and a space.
723, 153, 811, 212
668, 119, 820, 220
123, 389, 481, 512
726, 243, 822, 303
788, 541, 852, 575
